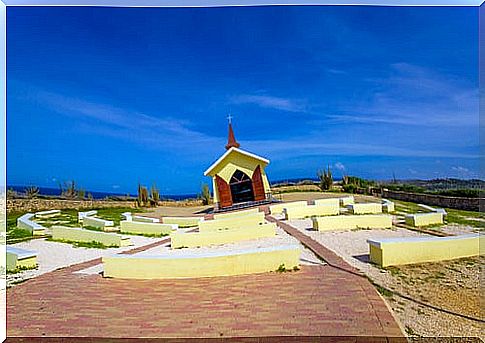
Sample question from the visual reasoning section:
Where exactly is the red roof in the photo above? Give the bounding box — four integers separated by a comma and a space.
225, 123, 240, 150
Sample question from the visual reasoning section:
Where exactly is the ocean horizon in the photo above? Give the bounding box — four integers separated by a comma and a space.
7, 185, 199, 201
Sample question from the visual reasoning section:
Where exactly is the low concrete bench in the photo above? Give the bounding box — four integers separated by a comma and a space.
6, 246, 38, 272
382, 199, 395, 213
269, 201, 308, 215
121, 212, 132, 221
339, 196, 354, 207
418, 204, 447, 216
283, 204, 339, 220
198, 212, 265, 232
17, 213, 46, 235
171, 222, 277, 248
35, 210, 61, 218
51, 226, 132, 247
313, 198, 340, 207
367, 234, 481, 267
312, 214, 392, 231
78, 210, 97, 223
103, 244, 301, 279
405, 212, 443, 227
347, 203, 382, 215
213, 208, 260, 220
120, 220, 177, 236
133, 215, 160, 223
162, 216, 202, 227
82, 216, 114, 229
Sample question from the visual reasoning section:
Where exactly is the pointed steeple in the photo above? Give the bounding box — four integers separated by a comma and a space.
225, 114, 240, 150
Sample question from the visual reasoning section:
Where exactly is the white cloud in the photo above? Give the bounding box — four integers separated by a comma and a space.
229, 94, 306, 112
451, 166, 469, 173
29, 90, 222, 156
241, 138, 479, 160
326, 63, 478, 128
334, 162, 345, 171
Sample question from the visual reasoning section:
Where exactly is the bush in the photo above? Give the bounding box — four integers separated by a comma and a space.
199, 183, 212, 205
317, 166, 333, 191
24, 186, 39, 199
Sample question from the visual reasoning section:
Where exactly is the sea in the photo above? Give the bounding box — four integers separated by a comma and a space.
8, 185, 198, 201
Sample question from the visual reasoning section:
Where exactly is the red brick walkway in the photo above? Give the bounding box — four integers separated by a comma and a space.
7, 218, 404, 339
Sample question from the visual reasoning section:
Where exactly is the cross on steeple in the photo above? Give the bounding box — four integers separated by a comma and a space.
225, 114, 240, 150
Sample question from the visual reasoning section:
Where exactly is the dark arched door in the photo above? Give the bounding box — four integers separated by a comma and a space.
229, 170, 255, 204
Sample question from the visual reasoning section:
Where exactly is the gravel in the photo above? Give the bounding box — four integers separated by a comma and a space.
284, 218, 483, 339
6, 235, 163, 287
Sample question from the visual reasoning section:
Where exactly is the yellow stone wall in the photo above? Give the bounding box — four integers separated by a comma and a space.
348, 203, 383, 214
162, 216, 202, 227
51, 226, 132, 247
284, 204, 339, 220
314, 198, 340, 207
382, 201, 395, 213
170, 223, 277, 248
120, 220, 176, 236
312, 214, 392, 231
368, 234, 481, 267
82, 216, 113, 229
339, 196, 355, 206
102, 245, 301, 279
269, 201, 308, 215
198, 212, 266, 232
405, 212, 443, 227
213, 208, 260, 220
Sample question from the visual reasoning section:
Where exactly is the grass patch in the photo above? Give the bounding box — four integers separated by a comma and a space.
94, 207, 145, 226
374, 284, 394, 297
392, 200, 424, 214
6, 212, 34, 242
6, 264, 38, 274
46, 237, 118, 249
275, 264, 300, 273
385, 266, 402, 277
405, 325, 418, 336
445, 208, 485, 228
6, 207, 144, 243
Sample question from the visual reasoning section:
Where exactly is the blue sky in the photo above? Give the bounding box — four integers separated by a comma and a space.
7, 6, 479, 195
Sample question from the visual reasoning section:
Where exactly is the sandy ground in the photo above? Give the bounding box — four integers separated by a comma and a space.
283, 218, 483, 339
6, 235, 164, 287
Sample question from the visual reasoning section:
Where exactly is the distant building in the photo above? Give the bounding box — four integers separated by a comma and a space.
204, 120, 271, 210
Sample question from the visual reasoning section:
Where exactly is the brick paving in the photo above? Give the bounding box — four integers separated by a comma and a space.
7, 214, 404, 339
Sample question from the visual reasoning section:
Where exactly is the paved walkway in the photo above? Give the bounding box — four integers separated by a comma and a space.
7, 216, 404, 339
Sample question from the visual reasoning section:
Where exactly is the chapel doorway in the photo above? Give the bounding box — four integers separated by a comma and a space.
229, 170, 255, 204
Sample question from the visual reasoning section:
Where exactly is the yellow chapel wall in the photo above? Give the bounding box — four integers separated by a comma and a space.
208, 152, 271, 204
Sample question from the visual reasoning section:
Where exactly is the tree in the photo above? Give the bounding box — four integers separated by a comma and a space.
60, 180, 78, 199
24, 185, 39, 199
137, 183, 149, 207
317, 165, 333, 191
78, 188, 86, 200
150, 183, 160, 204
199, 183, 212, 205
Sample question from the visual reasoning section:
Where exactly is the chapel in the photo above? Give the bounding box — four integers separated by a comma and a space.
204, 120, 272, 210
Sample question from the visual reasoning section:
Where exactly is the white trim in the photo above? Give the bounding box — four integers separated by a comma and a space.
204, 147, 270, 176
